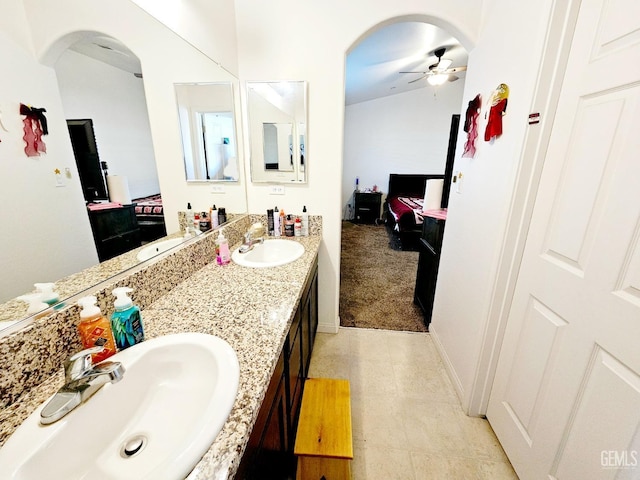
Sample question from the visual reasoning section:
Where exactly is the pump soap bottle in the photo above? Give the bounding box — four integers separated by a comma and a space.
77, 296, 117, 363
216, 228, 231, 265
111, 287, 145, 350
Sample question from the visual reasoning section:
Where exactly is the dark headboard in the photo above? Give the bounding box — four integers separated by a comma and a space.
387, 173, 445, 198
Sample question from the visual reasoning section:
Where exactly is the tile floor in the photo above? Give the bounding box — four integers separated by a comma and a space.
307, 327, 519, 480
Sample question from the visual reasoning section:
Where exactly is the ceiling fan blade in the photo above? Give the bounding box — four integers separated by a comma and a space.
448, 75, 460, 82
399, 71, 427, 74
443, 66, 467, 74
408, 75, 427, 84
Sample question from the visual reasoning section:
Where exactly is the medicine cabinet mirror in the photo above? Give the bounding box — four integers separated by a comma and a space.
247, 81, 307, 183
175, 82, 240, 182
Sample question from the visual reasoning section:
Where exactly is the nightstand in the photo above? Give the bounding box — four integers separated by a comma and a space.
353, 191, 382, 224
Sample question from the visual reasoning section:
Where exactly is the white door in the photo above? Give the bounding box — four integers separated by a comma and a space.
487, 0, 640, 478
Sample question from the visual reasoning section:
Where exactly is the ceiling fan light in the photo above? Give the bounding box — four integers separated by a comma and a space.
438, 58, 452, 70
427, 74, 449, 86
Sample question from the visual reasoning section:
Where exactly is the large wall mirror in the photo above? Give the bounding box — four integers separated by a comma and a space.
247, 81, 307, 183
0, 2, 247, 336
175, 83, 240, 182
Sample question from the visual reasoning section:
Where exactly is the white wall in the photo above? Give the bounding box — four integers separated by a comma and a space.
342, 84, 464, 218
0, 20, 98, 301
429, 0, 555, 412
55, 49, 160, 199
235, 0, 481, 333
23, 0, 247, 236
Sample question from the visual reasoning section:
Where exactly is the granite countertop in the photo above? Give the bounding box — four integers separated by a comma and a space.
0, 233, 321, 480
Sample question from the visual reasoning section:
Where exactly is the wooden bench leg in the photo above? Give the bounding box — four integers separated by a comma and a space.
297, 456, 352, 480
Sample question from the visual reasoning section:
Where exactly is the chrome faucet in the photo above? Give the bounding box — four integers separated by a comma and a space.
40, 346, 125, 425
239, 230, 264, 254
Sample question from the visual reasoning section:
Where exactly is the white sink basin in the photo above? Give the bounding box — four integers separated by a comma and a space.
136, 238, 184, 262
232, 238, 304, 268
0, 333, 239, 480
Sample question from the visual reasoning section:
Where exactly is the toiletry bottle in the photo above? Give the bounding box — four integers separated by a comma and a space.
294, 216, 302, 237
193, 211, 200, 232
211, 205, 219, 228
77, 295, 116, 363
199, 212, 210, 232
34, 282, 62, 309
216, 229, 231, 265
301, 206, 309, 236
274, 207, 281, 237
186, 203, 194, 230
111, 287, 145, 350
218, 207, 227, 224
17, 293, 52, 318
279, 209, 286, 236
285, 215, 295, 237
267, 209, 275, 236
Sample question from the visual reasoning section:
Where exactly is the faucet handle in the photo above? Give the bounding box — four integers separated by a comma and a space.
64, 346, 104, 381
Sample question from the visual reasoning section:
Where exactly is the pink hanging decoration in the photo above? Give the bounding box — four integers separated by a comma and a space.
462, 94, 481, 158
20, 103, 48, 156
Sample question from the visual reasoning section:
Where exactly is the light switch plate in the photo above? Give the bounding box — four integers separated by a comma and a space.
269, 186, 285, 195
211, 185, 225, 194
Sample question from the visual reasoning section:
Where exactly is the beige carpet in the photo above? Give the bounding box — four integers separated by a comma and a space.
339, 221, 428, 332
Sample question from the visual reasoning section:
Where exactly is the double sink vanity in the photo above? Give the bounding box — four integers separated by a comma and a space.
0, 213, 321, 479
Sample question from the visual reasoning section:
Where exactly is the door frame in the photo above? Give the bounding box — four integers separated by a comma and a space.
466, 0, 584, 416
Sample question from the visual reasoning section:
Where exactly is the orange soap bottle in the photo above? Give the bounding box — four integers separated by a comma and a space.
77, 295, 117, 363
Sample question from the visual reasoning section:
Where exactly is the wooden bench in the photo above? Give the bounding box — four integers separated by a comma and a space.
294, 378, 353, 480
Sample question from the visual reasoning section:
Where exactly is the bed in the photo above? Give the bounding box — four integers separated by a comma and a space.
132, 193, 167, 242
384, 174, 445, 249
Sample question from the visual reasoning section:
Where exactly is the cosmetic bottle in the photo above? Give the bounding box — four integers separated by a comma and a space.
285, 215, 295, 237
77, 295, 116, 362
301, 206, 309, 236
211, 205, 219, 228
216, 229, 231, 265
17, 293, 51, 317
193, 212, 200, 232
218, 207, 227, 225
186, 203, 194, 229
279, 209, 286, 236
111, 287, 145, 350
199, 212, 210, 232
274, 207, 281, 237
267, 209, 275, 236
34, 282, 61, 308
294, 216, 302, 237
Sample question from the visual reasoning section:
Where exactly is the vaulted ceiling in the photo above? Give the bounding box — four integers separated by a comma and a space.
345, 22, 468, 105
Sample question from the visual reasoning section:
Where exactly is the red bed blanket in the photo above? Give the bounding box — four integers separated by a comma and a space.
387, 196, 424, 230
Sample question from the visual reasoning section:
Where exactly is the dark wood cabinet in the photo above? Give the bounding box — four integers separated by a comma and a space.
87, 205, 141, 262
414, 216, 445, 329
353, 191, 382, 224
238, 259, 319, 480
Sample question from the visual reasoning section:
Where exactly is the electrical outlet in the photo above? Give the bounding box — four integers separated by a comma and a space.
211, 185, 225, 194
269, 185, 285, 195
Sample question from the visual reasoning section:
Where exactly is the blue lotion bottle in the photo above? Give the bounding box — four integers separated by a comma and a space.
111, 287, 145, 350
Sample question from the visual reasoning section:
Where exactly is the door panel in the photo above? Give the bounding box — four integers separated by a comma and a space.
487, 0, 640, 477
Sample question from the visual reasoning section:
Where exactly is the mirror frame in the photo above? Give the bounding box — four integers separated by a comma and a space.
246, 81, 308, 184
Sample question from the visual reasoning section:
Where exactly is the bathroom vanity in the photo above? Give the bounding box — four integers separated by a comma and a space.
0, 214, 322, 479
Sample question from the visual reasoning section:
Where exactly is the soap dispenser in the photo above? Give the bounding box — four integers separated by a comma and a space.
77, 295, 116, 363
34, 282, 62, 308
216, 228, 231, 265
111, 287, 145, 350
17, 293, 52, 317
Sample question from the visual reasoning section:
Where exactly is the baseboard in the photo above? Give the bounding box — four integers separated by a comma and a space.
429, 323, 466, 409
317, 318, 339, 334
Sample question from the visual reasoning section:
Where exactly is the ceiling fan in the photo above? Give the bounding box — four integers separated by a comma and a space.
400, 47, 467, 86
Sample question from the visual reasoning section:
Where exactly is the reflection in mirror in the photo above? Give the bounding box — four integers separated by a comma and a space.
175, 83, 240, 182
247, 81, 307, 183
